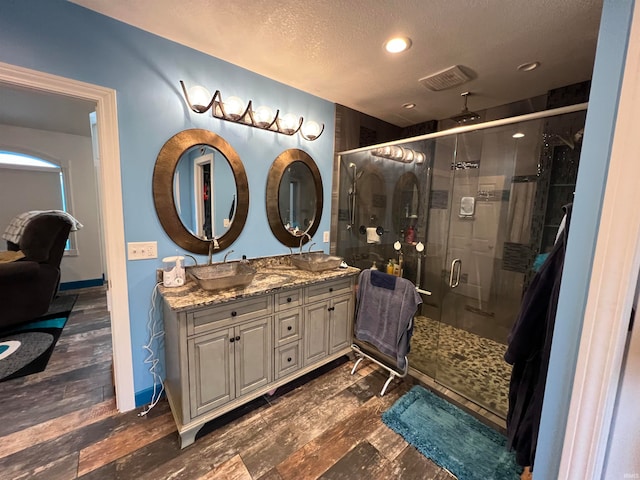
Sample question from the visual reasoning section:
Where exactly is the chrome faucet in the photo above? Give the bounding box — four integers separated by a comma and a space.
307, 242, 316, 253
208, 237, 219, 265
299, 232, 312, 254
184, 254, 198, 266
223, 250, 235, 263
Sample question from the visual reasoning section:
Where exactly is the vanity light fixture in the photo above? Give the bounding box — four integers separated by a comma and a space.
180, 81, 325, 141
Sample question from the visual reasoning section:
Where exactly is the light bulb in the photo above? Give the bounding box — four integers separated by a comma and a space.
402, 149, 415, 163
414, 152, 426, 164
390, 146, 404, 161
280, 113, 299, 134
301, 120, 322, 140
385, 37, 412, 53
253, 105, 274, 128
223, 96, 244, 120
187, 85, 212, 113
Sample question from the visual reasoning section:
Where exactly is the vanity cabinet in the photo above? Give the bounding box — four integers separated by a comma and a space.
162, 271, 357, 448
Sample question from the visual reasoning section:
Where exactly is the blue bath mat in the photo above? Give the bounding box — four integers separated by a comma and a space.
382, 385, 520, 480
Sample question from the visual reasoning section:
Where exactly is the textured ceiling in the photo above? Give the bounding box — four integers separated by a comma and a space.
71, 0, 604, 127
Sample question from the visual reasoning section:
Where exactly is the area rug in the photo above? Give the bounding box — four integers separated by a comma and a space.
0, 294, 77, 382
382, 385, 520, 480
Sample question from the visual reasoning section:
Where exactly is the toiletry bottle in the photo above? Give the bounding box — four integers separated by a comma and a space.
393, 260, 400, 276
405, 225, 415, 244
386, 260, 394, 275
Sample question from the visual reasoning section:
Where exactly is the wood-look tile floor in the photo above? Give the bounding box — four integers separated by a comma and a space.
0, 287, 460, 480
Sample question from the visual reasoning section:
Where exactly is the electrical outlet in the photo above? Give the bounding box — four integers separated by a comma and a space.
323, 231, 330, 243
128, 241, 158, 260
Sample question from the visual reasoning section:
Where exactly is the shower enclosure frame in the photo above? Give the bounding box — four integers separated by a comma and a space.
332, 102, 588, 417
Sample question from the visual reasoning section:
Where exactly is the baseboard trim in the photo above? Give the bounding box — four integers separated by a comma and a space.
60, 277, 105, 290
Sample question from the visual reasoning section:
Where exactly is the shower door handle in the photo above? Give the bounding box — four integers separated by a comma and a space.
449, 258, 461, 288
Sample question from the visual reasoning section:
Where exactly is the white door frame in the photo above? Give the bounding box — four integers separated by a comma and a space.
0, 61, 135, 412
559, 3, 640, 476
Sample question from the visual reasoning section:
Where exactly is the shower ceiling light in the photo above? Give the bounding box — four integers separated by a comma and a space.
402, 102, 416, 109
180, 81, 324, 141
517, 61, 540, 72
512, 132, 525, 138
385, 37, 412, 53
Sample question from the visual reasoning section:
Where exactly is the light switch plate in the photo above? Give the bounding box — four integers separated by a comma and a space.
323, 231, 330, 243
128, 241, 158, 260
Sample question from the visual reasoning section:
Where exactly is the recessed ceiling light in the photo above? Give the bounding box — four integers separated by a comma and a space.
517, 61, 540, 72
402, 103, 416, 109
385, 37, 412, 53
512, 132, 525, 138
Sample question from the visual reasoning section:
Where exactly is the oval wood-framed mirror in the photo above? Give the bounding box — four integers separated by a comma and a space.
266, 149, 323, 248
153, 128, 249, 254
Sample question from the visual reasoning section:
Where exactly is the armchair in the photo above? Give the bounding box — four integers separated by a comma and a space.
0, 212, 74, 330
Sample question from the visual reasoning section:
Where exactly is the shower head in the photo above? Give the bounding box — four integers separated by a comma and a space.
450, 92, 480, 124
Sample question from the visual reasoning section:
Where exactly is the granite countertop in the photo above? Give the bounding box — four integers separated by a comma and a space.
159, 254, 360, 312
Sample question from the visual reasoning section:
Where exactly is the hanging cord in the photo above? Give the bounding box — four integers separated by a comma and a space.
139, 281, 165, 416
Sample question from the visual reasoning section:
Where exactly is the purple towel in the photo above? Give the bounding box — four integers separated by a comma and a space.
355, 269, 422, 369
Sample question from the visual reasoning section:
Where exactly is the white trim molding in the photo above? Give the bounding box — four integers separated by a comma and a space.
560, 4, 640, 478
0, 61, 135, 412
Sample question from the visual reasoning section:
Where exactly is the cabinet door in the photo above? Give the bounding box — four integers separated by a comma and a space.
188, 327, 235, 418
304, 302, 330, 365
235, 316, 273, 397
329, 293, 353, 354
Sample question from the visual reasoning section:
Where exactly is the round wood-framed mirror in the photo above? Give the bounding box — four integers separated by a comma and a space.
266, 149, 323, 248
153, 129, 249, 254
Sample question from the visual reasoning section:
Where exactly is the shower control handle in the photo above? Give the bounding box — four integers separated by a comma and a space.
449, 258, 461, 288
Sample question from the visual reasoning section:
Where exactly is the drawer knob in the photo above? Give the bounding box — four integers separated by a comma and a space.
231, 311, 237, 317
230, 337, 235, 343
235, 335, 241, 341
328, 306, 335, 312
329, 287, 333, 292
287, 357, 292, 362
287, 326, 293, 331
287, 297, 292, 303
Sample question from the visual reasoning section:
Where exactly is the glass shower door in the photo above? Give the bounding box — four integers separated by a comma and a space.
434, 125, 529, 417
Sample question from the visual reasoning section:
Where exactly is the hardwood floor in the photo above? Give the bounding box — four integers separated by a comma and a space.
0, 287, 466, 479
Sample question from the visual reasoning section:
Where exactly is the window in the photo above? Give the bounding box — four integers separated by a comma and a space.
0, 151, 76, 254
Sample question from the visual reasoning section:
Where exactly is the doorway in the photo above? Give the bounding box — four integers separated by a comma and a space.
0, 61, 134, 411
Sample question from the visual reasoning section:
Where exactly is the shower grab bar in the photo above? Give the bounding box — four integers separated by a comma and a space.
416, 287, 432, 296
350, 342, 409, 396
449, 258, 461, 288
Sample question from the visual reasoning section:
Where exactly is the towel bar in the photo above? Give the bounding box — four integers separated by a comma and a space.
350, 343, 409, 396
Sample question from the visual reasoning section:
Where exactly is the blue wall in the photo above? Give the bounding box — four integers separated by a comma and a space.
535, 0, 635, 477
0, 0, 335, 400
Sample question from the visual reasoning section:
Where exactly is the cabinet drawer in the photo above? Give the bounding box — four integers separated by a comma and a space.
187, 295, 272, 336
274, 341, 302, 379
274, 308, 302, 346
274, 288, 302, 311
305, 278, 352, 303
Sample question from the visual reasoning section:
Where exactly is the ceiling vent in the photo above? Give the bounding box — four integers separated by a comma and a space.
419, 65, 471, 91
